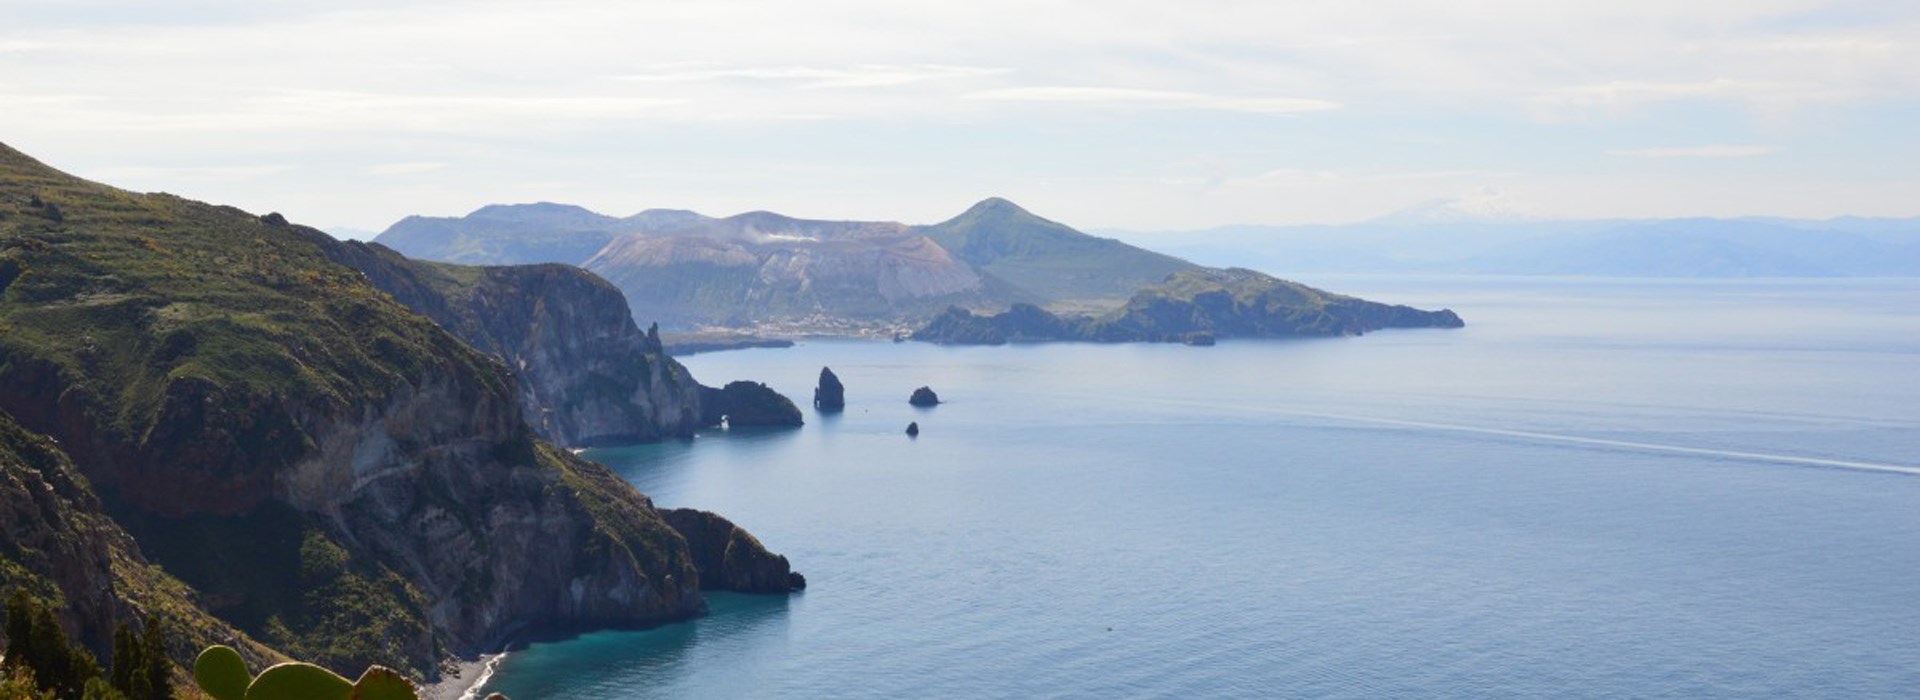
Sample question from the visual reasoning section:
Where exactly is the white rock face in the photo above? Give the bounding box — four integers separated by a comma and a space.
584, 212, 994, 327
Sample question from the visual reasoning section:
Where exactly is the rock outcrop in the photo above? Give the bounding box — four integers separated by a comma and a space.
905, 422, 919, 437
909, 387, 940, 406
0, 410, 282, 668
701, 382, 804, 428
813, 367, 845, 411
306, 236, 706, 447
659, 509, 805, 594
915, 268, 1465, 345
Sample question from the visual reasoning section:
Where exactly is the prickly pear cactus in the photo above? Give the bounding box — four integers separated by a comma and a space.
193, 645, 507, 700
193, 646, 253, 700
243, 662, 354, 700
349, 667, 418, 700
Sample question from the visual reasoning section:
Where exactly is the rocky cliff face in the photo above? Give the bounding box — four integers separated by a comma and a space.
582, 212, 1001, 328
659, 509, 805, 594
0, 142, 775, 679
308, 237, 706, 447
0, 410, 282, 669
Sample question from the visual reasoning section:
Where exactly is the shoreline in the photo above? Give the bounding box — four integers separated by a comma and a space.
419, 653, 508, 700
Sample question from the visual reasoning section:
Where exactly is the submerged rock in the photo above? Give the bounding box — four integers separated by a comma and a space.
814, 366, 846, 411
909, 386, 941, 407
660, 508, 806, 593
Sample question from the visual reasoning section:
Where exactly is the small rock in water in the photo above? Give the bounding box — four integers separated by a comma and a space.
906, 421, 920, 437
909, 386, 940, 406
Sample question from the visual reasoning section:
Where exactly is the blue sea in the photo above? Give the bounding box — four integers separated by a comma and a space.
480, 276, 1920, 699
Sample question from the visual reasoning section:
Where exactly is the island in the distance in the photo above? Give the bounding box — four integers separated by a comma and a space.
913, 268, 1464, 345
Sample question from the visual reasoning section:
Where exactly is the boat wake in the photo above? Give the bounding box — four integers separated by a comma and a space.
1291, 409, 1920, 477
1103, 393, 1920, 478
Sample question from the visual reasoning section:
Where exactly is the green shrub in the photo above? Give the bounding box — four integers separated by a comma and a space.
1, 591, 100, 700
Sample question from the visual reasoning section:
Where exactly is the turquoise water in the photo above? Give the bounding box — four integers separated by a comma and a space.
482, 277, 1920, 699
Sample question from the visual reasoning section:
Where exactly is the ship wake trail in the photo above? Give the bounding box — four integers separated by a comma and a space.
1092, 393, 1920, 478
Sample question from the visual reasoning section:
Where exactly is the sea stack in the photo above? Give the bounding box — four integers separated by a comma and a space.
906, 421, 920, 437
909, 386, 941, 406
814, 366, 846, 411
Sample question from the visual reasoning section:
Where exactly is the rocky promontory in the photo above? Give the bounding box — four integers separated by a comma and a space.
310, 236, 708, 447
702, 381, 805, 428
660, 509, 806, 593
915, 268, 1464, 345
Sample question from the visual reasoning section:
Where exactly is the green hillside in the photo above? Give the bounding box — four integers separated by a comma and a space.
918, 198, 1199, 303
0, 142, 717, 679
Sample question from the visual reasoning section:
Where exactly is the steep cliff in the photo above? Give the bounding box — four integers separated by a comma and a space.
307, 238, 706, 447
659, 509, 805, 594
0, 410, 283, 669
0, 142, 775, 679
915, 268, 1464, 344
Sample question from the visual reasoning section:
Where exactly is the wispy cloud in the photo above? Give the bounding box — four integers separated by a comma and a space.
85, 164, 292, 182
1607, 145, 1777, 159
616, 63, 1011, 89
1532, 79, 1859, 111
966, 87, 1339, 114
2, 0, 1916, 228
366, 161, 447, 175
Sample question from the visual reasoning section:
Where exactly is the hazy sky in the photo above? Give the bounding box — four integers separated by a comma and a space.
4, 0, 1918, 233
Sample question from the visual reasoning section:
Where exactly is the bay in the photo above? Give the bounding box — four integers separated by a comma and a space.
481, 276, 1920, 699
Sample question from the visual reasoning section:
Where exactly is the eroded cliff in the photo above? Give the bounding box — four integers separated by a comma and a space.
0, 142, 788, 680
309, 238, 706, 447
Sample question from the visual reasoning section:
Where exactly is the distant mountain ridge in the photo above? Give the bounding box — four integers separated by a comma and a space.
378, 203, 712, 265
374, 197, 1198, 330
1104, 215, 1920, 278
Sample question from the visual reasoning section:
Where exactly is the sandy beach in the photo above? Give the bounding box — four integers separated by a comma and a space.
419, 654, 505, 700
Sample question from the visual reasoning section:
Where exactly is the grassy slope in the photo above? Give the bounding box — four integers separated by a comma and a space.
918, 198, 1199, 304
0, 141, 499, 674
0, 143, 705, 677
0, 143, 504, 460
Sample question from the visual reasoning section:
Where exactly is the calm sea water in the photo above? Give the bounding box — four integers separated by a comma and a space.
481, 276, 1920, 699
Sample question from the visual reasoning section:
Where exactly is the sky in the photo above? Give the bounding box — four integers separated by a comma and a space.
3, 0, 1918, 235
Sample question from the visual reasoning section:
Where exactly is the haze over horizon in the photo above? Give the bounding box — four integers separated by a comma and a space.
5, 0, 1917, 232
